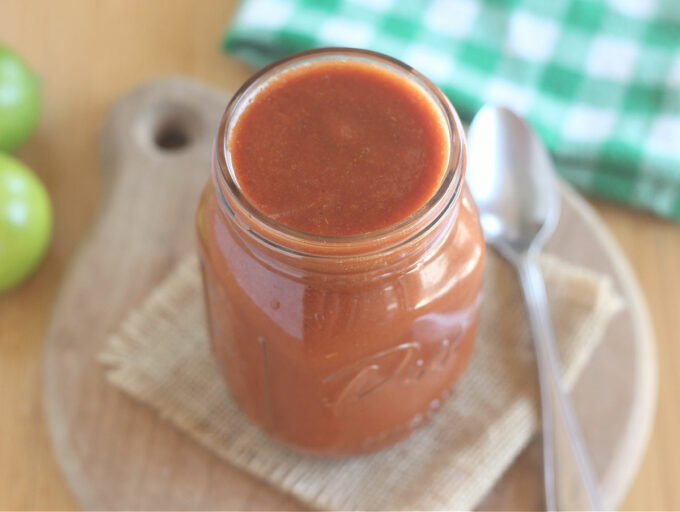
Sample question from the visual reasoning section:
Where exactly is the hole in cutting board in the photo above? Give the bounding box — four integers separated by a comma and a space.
136, 100, 203, 156
154, 121, 190, 150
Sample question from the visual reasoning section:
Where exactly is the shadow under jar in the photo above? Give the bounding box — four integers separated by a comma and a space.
196, 48, 485, 456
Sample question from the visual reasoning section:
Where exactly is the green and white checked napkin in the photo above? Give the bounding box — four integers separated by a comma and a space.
223, 0, 680, 221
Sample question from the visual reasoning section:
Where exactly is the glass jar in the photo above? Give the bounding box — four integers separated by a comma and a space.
196, 48, 485, 456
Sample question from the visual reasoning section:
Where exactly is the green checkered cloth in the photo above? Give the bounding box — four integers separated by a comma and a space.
223, 0, 680, 220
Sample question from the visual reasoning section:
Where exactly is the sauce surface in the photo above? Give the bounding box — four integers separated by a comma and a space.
229, 59, 450, 236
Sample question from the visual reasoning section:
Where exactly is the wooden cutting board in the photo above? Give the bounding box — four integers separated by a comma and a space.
43, 77, 656, 510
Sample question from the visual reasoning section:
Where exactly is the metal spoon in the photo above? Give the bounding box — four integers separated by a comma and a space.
466, 105, 603, 511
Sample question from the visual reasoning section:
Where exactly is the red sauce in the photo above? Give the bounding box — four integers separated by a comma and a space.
197, 50, 485, 456
229, 60, 449, 235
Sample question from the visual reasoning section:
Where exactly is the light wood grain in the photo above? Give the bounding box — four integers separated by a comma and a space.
0, 1, 677, 510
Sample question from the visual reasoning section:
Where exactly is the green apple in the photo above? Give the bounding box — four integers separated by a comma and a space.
0, 153, 52, 292
0, 43, 40, 152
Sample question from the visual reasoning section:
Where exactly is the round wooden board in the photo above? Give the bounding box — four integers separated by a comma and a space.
44, 77, 657, 511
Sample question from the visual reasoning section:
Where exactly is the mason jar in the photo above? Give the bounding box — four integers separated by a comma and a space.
196, 48, 485, 456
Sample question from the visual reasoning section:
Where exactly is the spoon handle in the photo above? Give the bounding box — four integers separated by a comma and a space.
516, 255, 603, 511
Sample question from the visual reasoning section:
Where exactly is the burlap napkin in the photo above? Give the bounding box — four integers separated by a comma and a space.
100, 250, 622, 511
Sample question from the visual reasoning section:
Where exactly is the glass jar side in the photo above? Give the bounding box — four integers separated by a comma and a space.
196, 181, 485, 455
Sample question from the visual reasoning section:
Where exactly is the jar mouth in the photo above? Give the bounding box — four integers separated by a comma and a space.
213, 47, 466, 258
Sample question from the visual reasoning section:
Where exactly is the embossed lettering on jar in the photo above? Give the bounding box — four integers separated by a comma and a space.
196, 48, 485, 456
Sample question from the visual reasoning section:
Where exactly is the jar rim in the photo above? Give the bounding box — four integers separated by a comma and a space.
213, 47, 466, 259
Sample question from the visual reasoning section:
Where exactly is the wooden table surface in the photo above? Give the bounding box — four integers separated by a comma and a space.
0, 1, 678, 510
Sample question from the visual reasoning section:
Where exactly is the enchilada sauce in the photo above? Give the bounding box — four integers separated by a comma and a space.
229, 59, 449, 235
197, 54, 485, 455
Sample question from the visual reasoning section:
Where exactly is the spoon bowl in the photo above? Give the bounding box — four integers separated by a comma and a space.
467, 105, 560, 255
